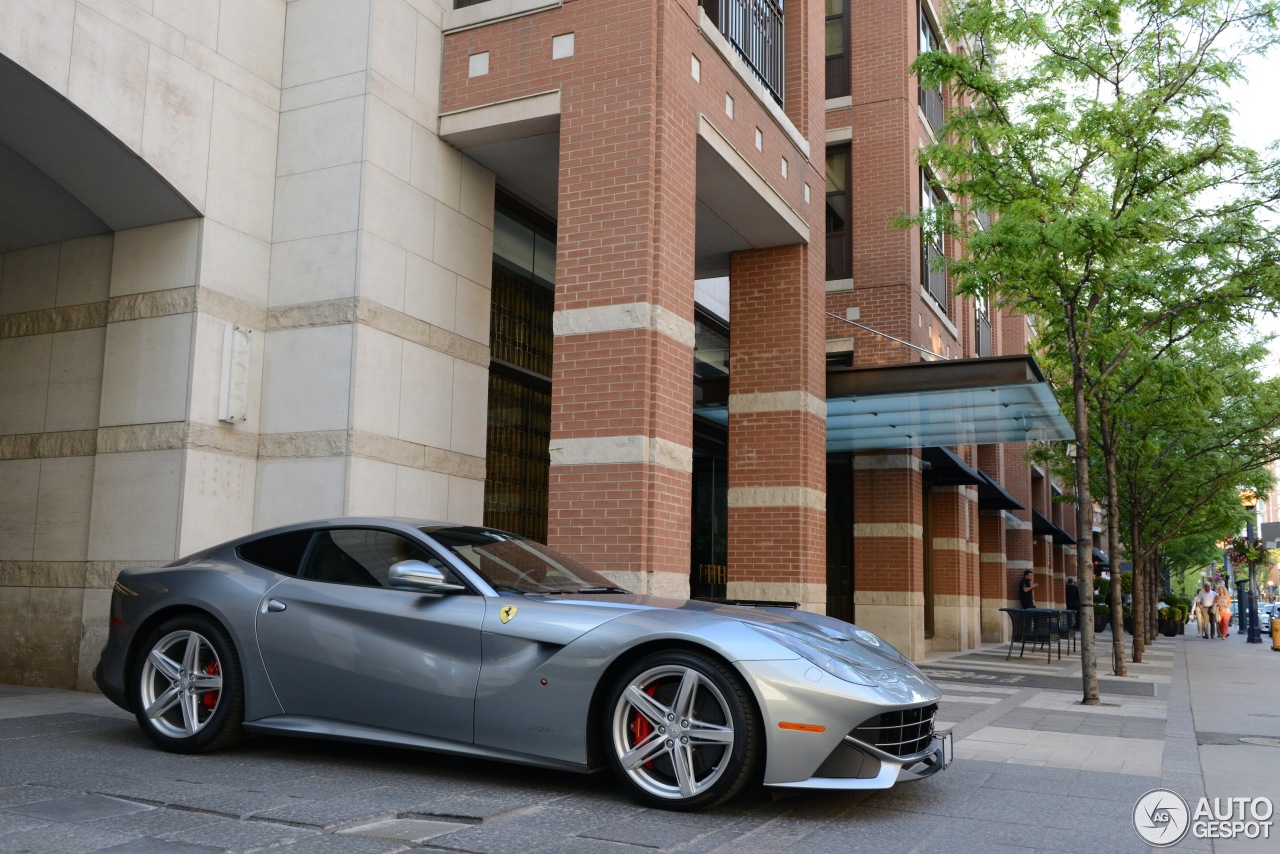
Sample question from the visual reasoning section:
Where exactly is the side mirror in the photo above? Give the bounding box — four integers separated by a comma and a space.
388, 560, 467, 593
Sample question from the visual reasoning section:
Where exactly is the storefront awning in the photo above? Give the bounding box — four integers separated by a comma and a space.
1092, 547, 1110, 568
695, 355, 1075, 453
976, 468, 1023, 511
921, 446, 984, 486
1032, 510, 1077, 545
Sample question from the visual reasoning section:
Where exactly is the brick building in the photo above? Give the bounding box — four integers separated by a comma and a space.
0, 0, 1079, 689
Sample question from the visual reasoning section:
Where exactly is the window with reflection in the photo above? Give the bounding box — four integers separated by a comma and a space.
485, 194, 555, 541
826, 0, 849, 99
826, 145, 851, 281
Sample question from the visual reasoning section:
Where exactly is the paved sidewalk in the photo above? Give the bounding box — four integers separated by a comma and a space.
1, 627, 1276, 853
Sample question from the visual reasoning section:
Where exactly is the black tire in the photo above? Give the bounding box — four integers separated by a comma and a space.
131, 614, 245, 753
603, 650, 759, 810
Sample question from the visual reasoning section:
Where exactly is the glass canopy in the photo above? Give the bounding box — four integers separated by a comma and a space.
695, 355, 1075, 453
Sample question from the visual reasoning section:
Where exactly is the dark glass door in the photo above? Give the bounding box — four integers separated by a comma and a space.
826, 454, 854, 622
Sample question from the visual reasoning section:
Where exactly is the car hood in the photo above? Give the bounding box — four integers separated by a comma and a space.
529, 593, 911, 672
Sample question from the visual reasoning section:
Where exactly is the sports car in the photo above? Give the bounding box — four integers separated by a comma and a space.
94, 518, 950, 810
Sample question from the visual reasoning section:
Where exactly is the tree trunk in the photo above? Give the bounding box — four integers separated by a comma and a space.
1105, 439, 1128, 676
1074, 358, 1100, 704
1132, 526, 1145, 663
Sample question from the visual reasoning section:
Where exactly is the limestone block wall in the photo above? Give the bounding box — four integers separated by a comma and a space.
0, 236, 111, 687
1, 0, 498, 689
257, 0, 494, 531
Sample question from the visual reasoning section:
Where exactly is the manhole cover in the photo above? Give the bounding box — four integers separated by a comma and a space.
1239, 737, 1280, 748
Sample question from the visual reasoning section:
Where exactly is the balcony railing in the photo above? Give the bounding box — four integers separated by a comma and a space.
922, 241, 948, 311
920, 85, 943, 135
703, 0, 785, 107
976, 310, 992, 357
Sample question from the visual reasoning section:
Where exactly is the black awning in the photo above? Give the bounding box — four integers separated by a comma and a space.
1092, 547, 1110, 568
975, 468, 1023, 511
922, 446, 985, 486
1032, 510, 1077, 545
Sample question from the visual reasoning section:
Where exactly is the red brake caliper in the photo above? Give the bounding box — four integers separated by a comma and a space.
629, 685, 660, 768
202, 660, 221, 710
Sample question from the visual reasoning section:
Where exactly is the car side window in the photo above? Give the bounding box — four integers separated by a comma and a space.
299, 529, 462, 589
236, 531, 313, 576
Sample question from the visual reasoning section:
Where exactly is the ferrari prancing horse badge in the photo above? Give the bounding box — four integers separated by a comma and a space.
500, 605, 518, 624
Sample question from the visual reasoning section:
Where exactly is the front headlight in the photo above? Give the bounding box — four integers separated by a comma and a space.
751, 626, 879, 686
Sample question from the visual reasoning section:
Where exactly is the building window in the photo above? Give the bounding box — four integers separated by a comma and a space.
918, 4, 944, 134
826, 0, 849, 99
485, 196, 555, 541
826, 145, 851, 281
921, 171, 948, 310
975, 287, 992, 357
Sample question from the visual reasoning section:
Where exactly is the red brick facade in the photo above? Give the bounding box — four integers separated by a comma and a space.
442, 0, 1078, 655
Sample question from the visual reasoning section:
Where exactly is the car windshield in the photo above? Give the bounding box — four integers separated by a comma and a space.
423, 526, 629, 595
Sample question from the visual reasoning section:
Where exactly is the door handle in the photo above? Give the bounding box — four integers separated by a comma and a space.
265, 599, 287, 613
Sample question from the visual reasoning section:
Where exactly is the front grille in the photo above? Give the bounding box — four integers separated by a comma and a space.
853, 703, 938, 757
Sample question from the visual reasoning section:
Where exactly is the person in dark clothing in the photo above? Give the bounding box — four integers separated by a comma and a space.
1020, 570, 1037, 608
1065, 576, 1082, 630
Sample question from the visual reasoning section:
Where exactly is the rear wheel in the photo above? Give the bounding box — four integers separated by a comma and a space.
131, 615, 245, 753
604, 650, 759, 810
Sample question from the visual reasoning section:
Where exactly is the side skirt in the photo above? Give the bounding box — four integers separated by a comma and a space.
242, 715, 595, 774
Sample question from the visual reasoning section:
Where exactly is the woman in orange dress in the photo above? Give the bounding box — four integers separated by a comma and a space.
1216, 584, 1232, 639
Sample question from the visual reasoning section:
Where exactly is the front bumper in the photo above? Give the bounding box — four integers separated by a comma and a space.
766, 728, 952, 791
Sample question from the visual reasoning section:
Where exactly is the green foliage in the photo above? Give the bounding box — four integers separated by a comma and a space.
1120, 572, 1133, 595
1094, 603, 1110, 616
1095, 577, 1111, 601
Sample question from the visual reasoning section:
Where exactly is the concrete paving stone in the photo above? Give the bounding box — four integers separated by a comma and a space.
339, 817, 472, 843
0, 786, 71, 808
912, 816, 1048, 851
404, 789, 566, 822
4, 794, 153, 823
980, 766, 1081, 795
951, 786, 1065, 821
93, 838, 224, 854
0, 811, 50, 838
267, 833, 409, 853
527, 837, 661, 854
426, 804, 619, 854
0, 821, 139, 854
157, 813, 322, 852
155, 787, 312, 819
579, 815, 719, 849
1065, 771, 1158, 801
1033, 816, 1149, 854
249, 785, 431, 830
87, 806, 219, 839
0, 714, 125, 741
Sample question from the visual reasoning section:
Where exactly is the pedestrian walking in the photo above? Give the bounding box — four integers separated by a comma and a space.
1216, 584, 1232, 639
1192, 581, 1217, 638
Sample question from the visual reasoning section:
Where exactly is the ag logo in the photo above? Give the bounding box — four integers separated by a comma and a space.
499, 605, 518, 624
1134, 788, 1190, 846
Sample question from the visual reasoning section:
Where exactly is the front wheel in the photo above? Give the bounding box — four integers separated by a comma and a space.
603, 650, 759, 810
131, 615, 245, 753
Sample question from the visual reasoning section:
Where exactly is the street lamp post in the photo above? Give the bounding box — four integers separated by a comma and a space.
1242, 491, 1263, 644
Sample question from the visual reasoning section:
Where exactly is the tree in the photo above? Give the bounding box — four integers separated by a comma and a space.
915, 0, 1280, 703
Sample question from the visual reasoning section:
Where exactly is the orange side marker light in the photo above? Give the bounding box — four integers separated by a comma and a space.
778, 722, 826, 733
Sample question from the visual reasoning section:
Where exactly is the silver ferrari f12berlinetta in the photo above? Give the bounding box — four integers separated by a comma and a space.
95, 518, 950, 810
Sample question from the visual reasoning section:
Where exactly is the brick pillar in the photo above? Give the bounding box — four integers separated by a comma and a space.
546, 73, 697, 597
928, 485, 978, 651
980, 510, 1010, 641
852, 453, 924, 657
1003, 444, 1033, 612
726, 245, 826, 611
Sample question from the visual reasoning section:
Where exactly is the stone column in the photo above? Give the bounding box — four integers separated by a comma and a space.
726, 244, 827, 611
852, 453, 925, 656
545, 60, 698, 597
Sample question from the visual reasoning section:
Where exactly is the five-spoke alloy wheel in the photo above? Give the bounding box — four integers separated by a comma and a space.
605, 650, 759, 810
132, 615, 244, 753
